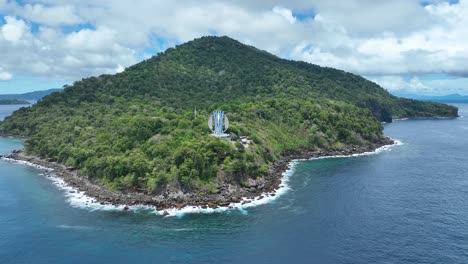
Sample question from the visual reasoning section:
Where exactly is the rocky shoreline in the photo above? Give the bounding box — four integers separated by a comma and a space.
1, 137, 395, 213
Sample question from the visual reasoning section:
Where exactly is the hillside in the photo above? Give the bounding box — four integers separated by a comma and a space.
0, 36, 457, 198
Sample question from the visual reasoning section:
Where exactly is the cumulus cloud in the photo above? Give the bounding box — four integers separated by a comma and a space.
368, 76, 430, 93
272, 6, 296, 24
0, 0, 467, 94
1, 16, 27, 43
368, 75, 468, 95
20, 4, 82, 26
0, 15, 136, 81
0, 67, 12, 80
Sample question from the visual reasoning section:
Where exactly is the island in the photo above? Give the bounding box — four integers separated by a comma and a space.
0, 36, 458, 210
0, 88, 61, 101
0, 99, 31, 105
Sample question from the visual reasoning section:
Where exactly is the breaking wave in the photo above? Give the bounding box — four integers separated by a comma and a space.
1, 139, 401, 217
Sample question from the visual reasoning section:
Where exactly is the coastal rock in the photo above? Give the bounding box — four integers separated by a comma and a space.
217, 201, 230, 207
207, 202, 218, 209
175, 203, 186, 209
230, 197, 241, 203
2, 137, 396, 213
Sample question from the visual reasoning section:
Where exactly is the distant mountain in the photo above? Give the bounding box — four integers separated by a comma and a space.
0, 99, 31, 105
0, 88, 62, 101
393, 93, 468, 103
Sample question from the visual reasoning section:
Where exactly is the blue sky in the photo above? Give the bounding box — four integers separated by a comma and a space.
1, 0, 468, 95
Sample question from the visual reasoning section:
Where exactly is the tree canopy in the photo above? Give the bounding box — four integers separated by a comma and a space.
0, 36, 457, 194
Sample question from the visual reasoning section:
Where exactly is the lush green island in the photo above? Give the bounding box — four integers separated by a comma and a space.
0, 99, 31, 105
0, 36, 458, 209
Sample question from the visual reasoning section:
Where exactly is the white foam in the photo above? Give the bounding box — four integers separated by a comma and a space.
0, 157, 126, 211
149, 162, 298, 218
48, 175, 125, 211
1, 139, 401, 217
1, 157, 52, 171
57, 224, 94, 230
297, 138, 403, 162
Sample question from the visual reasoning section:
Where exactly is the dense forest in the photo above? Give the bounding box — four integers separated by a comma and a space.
0, 36, 458, 194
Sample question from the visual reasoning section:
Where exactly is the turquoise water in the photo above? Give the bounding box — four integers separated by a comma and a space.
1, 104, 468, 263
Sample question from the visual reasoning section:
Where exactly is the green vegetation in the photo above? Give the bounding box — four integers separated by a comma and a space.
0, 99, 30, 105
0, 36, 457, 193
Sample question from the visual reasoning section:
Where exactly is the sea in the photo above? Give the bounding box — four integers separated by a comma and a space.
0, 104, 30, 122
1, 103, 468, 263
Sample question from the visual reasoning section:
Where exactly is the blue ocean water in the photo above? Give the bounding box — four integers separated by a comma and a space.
1, 104, 468, 263
0, 104, 29, 121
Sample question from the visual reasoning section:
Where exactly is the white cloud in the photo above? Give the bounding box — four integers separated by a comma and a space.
368, 75, 468, 95
0, 68, 12, 80
115, 64, 125, 73
1, 16, 27, 43
272, 6, 296, 24
0, 0, 467, 95
0, 16, 136, 81
0, 0, 13, 12
65, 27, 115, 51
20, 4, 82, 26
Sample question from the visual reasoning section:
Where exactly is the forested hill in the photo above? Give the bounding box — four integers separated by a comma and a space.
20, 36, 456, 123
121, 36, 457, 122
0, 36, 458, 194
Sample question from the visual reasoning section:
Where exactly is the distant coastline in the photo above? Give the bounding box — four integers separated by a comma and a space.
1, 137, 395, 214
0, 88, 61, 101
0, 99, 31, 105
393, 93, 468, 103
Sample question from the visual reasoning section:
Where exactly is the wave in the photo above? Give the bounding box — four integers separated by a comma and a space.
172, 228, 196, 232
1, 139, 401, 217
1, 157, 52, 171
298, 138, 403, 161
151, 162, 297, 218
57, 224, 95, 230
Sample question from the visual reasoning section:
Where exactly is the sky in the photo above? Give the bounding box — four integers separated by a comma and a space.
0, 0, 468, 95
